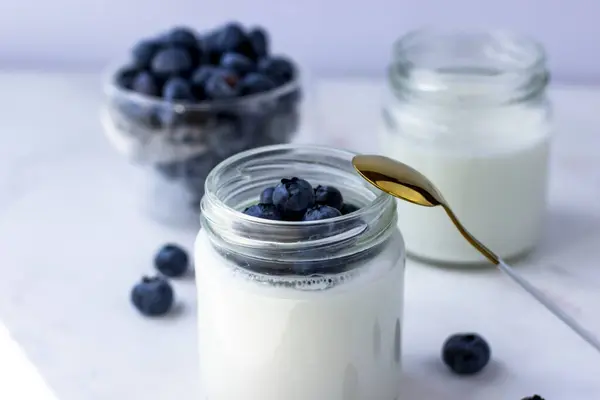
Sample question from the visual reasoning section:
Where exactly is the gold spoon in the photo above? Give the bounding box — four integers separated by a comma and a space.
353, 154, 600, 353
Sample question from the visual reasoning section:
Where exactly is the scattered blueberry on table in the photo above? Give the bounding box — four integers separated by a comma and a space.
131, 276, 174, 316
243, 177, 359, 222
107, 22, 302, 207
154, 244, 189, 277
442, 333, 491, 375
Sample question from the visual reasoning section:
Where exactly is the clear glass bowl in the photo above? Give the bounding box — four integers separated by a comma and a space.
100, 65, 302, 228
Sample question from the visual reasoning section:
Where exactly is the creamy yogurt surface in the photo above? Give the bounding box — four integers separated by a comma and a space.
195, 229, 405, 400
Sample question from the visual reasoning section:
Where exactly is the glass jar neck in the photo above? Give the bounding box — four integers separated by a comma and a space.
200, 145, 397, 267
388, 29, 550, 107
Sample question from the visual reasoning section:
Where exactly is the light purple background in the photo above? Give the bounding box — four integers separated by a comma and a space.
1, 0, 597, 83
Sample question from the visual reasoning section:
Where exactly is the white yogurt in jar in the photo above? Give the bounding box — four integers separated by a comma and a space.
381, 104, 551, 264
381, 29, 552, 264
195, 229, 405, 400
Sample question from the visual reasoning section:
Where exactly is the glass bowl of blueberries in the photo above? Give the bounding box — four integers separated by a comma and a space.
101, 22, 302, 227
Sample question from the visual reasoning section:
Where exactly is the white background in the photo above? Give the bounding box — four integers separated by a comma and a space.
0, 0, 598, 83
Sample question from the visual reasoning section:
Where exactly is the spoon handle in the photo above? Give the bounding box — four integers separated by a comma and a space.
497, 259, 600, 353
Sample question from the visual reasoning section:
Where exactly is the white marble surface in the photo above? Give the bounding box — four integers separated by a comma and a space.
0, 73, 599, 400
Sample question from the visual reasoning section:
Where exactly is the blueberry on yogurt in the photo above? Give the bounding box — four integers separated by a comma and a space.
244, 178, 358, 222
340, 203, 360, 215
442, 333, 491, 375
154, 244, 189, 277
314, 185, 344, 211
259, 187, 275, 204
303, 205, 342, 221
243, 203, 282, 220
272, 177, 315, 219
131, 276, 174, 317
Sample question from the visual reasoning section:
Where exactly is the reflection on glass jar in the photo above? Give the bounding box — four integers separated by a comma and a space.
196, 145, 405, 400
381, 30, 552, 265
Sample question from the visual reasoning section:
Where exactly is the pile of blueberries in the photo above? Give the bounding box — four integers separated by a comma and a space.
131, 244, 190, 317
243, 177, 359, 221
107, 22, 301, 205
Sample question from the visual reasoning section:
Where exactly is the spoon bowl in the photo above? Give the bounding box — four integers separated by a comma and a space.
352, 154, 444, 207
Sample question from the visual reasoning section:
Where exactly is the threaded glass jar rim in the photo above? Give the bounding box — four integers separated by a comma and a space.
200, 144, 398, 264
389, 29, 550, 105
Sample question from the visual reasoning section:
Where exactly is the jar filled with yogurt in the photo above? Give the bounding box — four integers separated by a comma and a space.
381, 30, 552, 265
196, 144, 405, 400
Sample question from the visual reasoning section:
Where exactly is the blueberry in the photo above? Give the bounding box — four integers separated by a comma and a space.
442, 333, 491, 375
154, 244, 189, 277
248, 27, 269, 58
521, 396, 545, 400
162, 77, 194, 101
259, 187, 275, 204
199, 32, 224, 65
190, 65, 217, 86
131, 276, 174, 317
340, 203, 360, 215
151, 47, 193, 77
258, 56, 295, 85
189, 65, 217, 99
272, 177, 315, 219
239, 73, 276, 95
131, 39, 161, 69
163, 27, 203, 65
115, 66, 139, 89
131, 71, 160, 96
303, 205, 342, 221
243, 203, 282, 220
204, 70, 240, 100
166, 27, 198, 47
314, 185, 344, 211
220, 52, 255, 75
215, 22, 256, 59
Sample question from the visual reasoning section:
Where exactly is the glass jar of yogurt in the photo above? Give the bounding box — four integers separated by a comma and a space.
196, 144, 405, 400
381, 29, 552, 265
